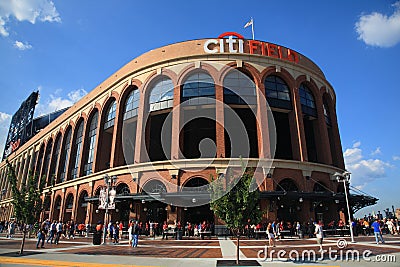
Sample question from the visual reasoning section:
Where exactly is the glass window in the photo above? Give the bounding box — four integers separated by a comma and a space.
323, 102, 331, 125
149, 77, 174, 112
124, 89, 140, 120
84, 111, 98, 176
181, 72, 215, 105
223, 71, 256, 105
71, 121, 84, 179
104, 101, 116, 129
59, 129, 72, 183
50, 136, 61, 182
264, 75, 292, 109
299, 83, 317, 117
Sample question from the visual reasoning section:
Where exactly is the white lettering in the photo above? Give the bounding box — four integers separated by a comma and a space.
204, 39, 218, 53
220, 39, 224, 53
227, 36, 237, 52
238, 39, 244, 53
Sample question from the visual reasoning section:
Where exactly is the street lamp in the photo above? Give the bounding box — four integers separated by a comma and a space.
101, 174, 117, 245
334, 171, 355, 243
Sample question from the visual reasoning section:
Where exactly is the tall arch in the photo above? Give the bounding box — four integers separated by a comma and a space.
323, 93, 339, 167
223, 68, 258, 158
145, 76, 174, 161
180, 71, 216, 159
49, 133, 62, 186
115, 86, 140, 166
299, 83, 319, 163
265, 75, 293, 160
82, 109, 99, 176
42, 138, 53, 186
63, 193, 74, 222
52, 195, 62, 221
276, 178, 299, 222
69, 119, 84, 180
76, 190, 88, 224
58, 126, 72, 183
96, 99, 117, 171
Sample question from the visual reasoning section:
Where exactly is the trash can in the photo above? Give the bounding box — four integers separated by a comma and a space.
93, 231, 102, 245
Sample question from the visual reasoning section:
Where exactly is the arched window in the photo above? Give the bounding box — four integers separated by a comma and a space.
42, 139, 53, 180
299, 84, 317, 117
149, 77, 174, 112
65, 194, 74, 209
84, 111, 98, 176
35, 144, 45, 177
124, 88, 140, 120
323, 99, 331, 126
313, 182, 328, 192
277, 178, 298, 192
142, 180, 167, 194
116, 183, 131, 196
182, 177, 209, 192
181, 72, 215, 105
104, 100, 116, 129
264, 75, 292, 109
49, 135, 61, 184
223, 70, 256, 105
71, 121, 84, 179
59, 128, 72, 183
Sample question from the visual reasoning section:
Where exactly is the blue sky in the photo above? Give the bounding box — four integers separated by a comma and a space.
0, 0, 399, 217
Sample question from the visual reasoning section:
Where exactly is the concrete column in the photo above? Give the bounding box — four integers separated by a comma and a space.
215, 84, 225, 158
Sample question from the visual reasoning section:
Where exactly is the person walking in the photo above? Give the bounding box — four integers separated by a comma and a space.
266, 222, 275, 247
314, 221, 324, 252
36, 221, 47, 248
54, 221, 63, 245
132, 221, 139, 247
372, 218, 385, 244
7, 220, 15, 239
46, 221, 56, 244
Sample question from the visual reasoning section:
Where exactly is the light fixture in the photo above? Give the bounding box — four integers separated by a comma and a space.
171, 174, 177, 179
192, 198, 196, 203
165, 207, 168, 211
184, 207, 187, 211
299, 198, 303, 203
142, 200, 145, 204
95, 209, 99, 214
267, 173, 272, 178
115, 209, 119, 213
143, 207, 147, 212
335, 199, 339, 204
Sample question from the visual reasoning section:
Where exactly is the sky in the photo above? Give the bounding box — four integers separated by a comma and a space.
0, 0, 400, 218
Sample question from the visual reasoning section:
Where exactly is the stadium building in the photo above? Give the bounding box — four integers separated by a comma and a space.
0, 32, 377, 227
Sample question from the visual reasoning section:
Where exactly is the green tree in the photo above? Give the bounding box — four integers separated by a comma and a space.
210, 168, 262, 265
6, 160, 45, 254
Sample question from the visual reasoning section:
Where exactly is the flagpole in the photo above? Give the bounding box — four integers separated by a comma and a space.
251, 18, 254, 40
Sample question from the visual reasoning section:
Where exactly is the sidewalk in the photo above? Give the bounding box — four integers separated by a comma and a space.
0, 234, 399, 266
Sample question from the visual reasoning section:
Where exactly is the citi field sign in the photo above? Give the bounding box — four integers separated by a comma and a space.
203, 32, 299, 63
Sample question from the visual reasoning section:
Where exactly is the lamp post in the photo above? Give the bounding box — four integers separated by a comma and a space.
101, 174, 117, 245
334, 171, 355, 243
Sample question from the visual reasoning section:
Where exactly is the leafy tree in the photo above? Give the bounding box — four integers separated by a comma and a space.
210, 168, 262, 265
6, 160, 45, 254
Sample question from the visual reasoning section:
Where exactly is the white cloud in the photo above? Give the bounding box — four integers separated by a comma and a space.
355, 1, 400, 47
393, 155, 400, 161
371, 147, 382, 156
344, 141, 392, 189
0, 112, 12, 156
36, 88, 87, 116
0, 0, 61, 37
13, 40, 32, 50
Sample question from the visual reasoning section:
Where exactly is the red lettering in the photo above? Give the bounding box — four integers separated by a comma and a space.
287, 49, 299, 63
261, 41, 266, 55
248, 40, 261, 54
267, 44, 279, 58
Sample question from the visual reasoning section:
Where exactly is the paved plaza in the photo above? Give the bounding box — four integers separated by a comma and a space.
0, 232, 399, 266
